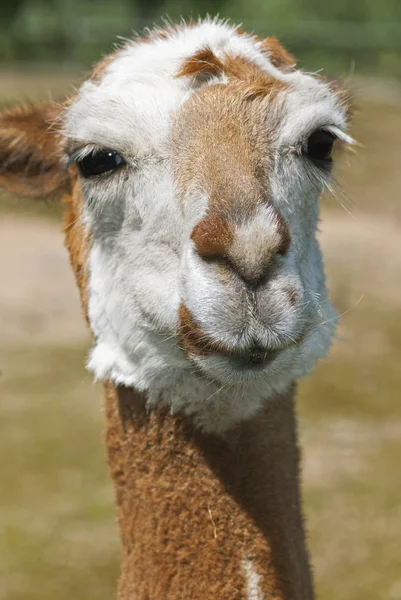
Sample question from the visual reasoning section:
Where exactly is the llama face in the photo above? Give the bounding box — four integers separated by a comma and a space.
60, 21, 352, 430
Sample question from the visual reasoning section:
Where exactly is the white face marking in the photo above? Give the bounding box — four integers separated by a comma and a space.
63, 19, 350, 433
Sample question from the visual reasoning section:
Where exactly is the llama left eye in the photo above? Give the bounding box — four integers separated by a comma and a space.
77, 149, 125, 177
302, 130, 335, 163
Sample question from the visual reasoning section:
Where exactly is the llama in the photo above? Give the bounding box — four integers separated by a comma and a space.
0, 19, 353, 600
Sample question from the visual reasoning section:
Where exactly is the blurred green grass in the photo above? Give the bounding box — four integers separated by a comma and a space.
1, 69, 401, 600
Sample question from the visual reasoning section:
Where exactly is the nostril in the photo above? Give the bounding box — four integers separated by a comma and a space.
203, 256, 274, 290
214, 258, 272, 290
243, 259, 278, 290
191, 214, 234, 260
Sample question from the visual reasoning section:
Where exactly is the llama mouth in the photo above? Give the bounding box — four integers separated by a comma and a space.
191, 344, 281, 371
224, 346, 279, 369
178, 303, 305, 370
187, 343, 283, 384
179, 303, 285, 366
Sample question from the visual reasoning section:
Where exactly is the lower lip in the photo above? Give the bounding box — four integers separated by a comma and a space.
225, 349, 279, 369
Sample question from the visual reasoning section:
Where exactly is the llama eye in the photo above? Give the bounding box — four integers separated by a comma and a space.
77, 149, 125, 177
302, 130, 335, 164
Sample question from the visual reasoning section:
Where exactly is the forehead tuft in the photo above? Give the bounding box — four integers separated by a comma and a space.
98, 19, 291, 83
62, 19, 351, 152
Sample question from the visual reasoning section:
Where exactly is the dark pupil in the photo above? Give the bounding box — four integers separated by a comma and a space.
78, 150, 125, 177
303, 130, 335, 162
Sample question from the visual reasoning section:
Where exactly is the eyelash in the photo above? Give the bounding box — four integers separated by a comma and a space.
287, 129, 338, 170
66, 147, 127, 179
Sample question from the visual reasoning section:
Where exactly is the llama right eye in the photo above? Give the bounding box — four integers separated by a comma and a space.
77, 149, 126, 177
302, 130, 335, 164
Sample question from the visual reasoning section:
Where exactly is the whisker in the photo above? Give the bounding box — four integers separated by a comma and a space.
317, 294, 365, 327
205, 382, 229, 403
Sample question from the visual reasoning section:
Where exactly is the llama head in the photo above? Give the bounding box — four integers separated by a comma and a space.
0, 20, 353, 431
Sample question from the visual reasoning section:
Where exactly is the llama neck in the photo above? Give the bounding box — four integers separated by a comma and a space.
104, 383, 315, 600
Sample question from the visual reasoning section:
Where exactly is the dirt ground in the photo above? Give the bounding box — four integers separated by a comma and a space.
1, 215, 88, 347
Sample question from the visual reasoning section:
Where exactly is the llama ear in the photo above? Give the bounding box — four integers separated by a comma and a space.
262, 37, 296, 73
0, 102, 70, 199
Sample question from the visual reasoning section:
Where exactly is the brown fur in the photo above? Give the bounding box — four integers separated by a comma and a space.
105, 383, 314, 600
177, 47, 225, 79
173, 79, 290, 284
174, 53, 288, 213
0, 103, 69, 198
191, 212, 234, 259
173, 83, 275, 215
63, 169, 91, 321
177, 47, 289, 98
234, 29, 296, 73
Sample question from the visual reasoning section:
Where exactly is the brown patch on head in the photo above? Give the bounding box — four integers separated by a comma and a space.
177, 46, 287, 101
224, 54, 270, 85
177, 47, 225, 79
235, 27, 296, 73
191, 213, 234, 259
174, 61, 291, 278
173, 70, 287, 236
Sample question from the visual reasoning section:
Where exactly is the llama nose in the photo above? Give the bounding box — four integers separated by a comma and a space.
191, 212, 291, 288
226, 243, 286, 288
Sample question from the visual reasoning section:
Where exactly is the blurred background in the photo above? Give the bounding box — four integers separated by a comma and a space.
1, 1, 400, 599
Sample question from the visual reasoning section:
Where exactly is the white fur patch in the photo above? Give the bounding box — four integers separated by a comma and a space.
242, 559, 265, 600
